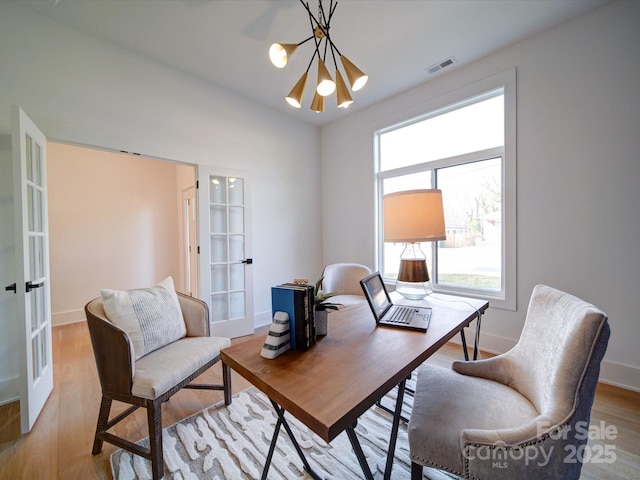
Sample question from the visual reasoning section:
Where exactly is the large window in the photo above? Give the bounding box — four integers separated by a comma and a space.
376, 70, 516, 309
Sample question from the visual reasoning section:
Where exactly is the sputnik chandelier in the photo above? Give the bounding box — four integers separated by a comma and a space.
269, 0, 368, 113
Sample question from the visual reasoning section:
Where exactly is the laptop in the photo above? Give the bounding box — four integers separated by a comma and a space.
360, 272, 431, 332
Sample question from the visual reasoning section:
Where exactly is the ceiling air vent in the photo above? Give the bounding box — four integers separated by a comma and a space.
426, 56, 457, 75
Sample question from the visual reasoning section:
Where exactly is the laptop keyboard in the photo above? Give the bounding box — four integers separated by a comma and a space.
388, 307, 414, 324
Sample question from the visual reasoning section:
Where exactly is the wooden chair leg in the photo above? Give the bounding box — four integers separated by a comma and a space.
411, 461, 423, 480
148, 400, 164, 480
92, 396, 112, 455
223, 362, 232, 405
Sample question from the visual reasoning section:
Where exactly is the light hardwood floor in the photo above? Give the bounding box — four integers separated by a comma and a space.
0, 322, 638, 479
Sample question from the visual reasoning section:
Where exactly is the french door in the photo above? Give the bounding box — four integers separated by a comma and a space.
198, 166, 253, 338
11, 107, 53, 433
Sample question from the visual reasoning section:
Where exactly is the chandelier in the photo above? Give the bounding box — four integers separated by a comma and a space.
268, 0, 368, 113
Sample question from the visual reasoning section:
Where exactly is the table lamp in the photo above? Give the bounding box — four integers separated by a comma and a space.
383, 189, 446, 299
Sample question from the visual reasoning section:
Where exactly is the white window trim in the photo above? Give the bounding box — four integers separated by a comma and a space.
375, 68, 516, 311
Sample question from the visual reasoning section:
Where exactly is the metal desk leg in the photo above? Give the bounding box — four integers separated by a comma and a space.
473, 312, 482, 360
349, 378, 407, 480
460, 311, 483, 361
376, 374, 411, 422
262, 399, 323, 480
384, 378, 406, 480
459, 329, 470, 361
346, 425, 375, 480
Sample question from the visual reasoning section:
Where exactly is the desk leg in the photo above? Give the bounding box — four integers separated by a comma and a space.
473, 312, 482, 360
261, 410, 283, 480
375, 374, 412, 423
348, 378, 407, 480
262, 399, 323, 480
384, 378, 406, 480
346, 424, 375, 480
460, 310, 483, 361
459, 329, 470, 361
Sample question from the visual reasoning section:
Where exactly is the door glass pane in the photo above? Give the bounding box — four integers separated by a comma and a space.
228, 206, 243, 234
210, 293, 228, 322
210, 236, 227, 262
28, 235, 44, 280
26, 134, 33, 182
436, 158, 502, 291
210, 206, 226, 233
40, 329, 48, 373
32, 331, 47, 380
230, 292, 245, 319
230, 264, 245, 291
228, 177, 244, 205
210, 265, 227, 293
209, 176, 226, 203
229, 235, 244, 262
37, 287, 46, 329
27, 185, 34, 231
26, 186, 43, 233
30, 287, 37, 331
32, 336, 39, 379
34, 189, 43, 233
34, 143, 43, 187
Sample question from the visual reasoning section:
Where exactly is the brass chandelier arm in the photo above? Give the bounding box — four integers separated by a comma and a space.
273, 0, 367, 112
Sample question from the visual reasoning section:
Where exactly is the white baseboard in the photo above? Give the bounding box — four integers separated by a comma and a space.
253, 310, 272, 330
0, 375, 19, 406
599, 360, 640, 393
52, 308, 85, 326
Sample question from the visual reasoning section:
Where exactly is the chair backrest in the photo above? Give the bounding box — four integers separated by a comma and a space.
321, 263, 372, 295
507, 285, 609, 425
85, 297, 136, 396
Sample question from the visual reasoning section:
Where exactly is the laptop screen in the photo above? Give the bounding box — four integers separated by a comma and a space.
360, 272, 392, 320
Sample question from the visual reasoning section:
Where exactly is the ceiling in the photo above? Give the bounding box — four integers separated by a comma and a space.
17, 0, 610, 127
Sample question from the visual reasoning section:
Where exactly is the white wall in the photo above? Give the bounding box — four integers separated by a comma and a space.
0, 2, 322, 404
47, 143, 188, 326
321, 1, 640, 391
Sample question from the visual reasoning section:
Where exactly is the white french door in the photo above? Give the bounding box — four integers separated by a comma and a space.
11, 107, 53, 433
197, 166, 253, 338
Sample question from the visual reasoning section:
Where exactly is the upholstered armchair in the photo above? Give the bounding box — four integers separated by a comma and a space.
86, 280, 231, 480
408, 284, 610, 480
320, 262, 372, 306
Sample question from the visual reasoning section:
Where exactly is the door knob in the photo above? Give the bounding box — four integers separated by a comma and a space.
5, 283, 17, 294
241, 258, 253, 264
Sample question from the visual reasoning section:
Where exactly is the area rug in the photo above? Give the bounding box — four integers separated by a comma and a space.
111, 385, 459, 480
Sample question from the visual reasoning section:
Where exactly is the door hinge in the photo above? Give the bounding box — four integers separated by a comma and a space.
196, 180, 199, 189
197, 245, 200, 254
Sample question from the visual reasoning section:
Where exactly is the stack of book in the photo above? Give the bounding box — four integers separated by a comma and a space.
271, 283, 315, 351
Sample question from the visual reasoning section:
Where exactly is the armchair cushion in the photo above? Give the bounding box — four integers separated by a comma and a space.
410, 364, 539, 474
132, 336, 231, 399
101, 276, 186, 360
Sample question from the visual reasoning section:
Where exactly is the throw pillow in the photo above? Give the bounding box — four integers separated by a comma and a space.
101, 276, 187, 360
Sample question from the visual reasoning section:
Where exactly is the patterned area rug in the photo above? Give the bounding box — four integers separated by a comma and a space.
111, 386, 460, 479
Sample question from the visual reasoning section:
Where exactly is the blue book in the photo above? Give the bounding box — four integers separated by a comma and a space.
272, 286, 302, 350
272, 285, 311, 351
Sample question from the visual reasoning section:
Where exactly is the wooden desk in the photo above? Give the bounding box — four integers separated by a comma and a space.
221, 294, 488, 479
